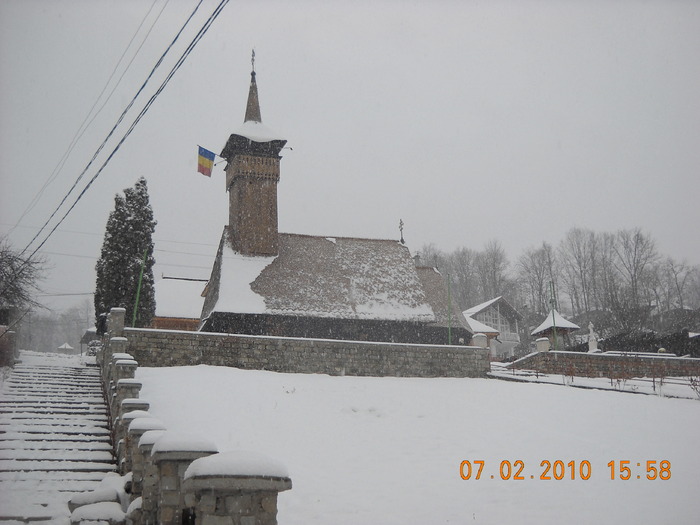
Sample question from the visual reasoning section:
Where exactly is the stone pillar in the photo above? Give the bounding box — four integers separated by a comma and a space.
151, 434, 218, 525
183, 451, 292, 525
536, 337, 551, 352
108, 307, 126, 338
127, 417, 167, 484
471, 333, 488, 349
135, 430, 166, 508
102, 337, 130, 389
117, 410, 151, 452
114, 359, 138, 382
113, 379, 142, 426
121, 398, 150, 416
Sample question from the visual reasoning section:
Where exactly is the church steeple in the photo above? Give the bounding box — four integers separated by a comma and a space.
244, 51, 262, 123
219, 54, 287, 257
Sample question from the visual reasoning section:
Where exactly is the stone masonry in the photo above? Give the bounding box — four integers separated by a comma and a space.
509, 350, 700, 378
121, 327, 490, 378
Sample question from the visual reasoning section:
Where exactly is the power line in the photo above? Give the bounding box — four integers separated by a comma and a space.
2, 222, 220, 248
8, 0, 165, 235
19, 0, 206, 257
37, 293, 94, 297
1, 0, 230, 300
23, 0, 229, 262
42, 247, 214, 259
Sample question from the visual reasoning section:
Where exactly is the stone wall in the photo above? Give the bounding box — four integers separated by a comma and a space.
509, 351, 700, 378
122, 327, 490, 378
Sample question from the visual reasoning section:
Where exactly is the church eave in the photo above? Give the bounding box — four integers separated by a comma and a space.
221, 134, 287, 162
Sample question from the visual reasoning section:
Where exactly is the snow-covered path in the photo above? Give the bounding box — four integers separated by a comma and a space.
0, 351, 116, 524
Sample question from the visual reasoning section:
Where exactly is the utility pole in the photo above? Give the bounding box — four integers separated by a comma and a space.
448, 273, 452, 345
550, 281, 557, 351
131, 247, 149, 328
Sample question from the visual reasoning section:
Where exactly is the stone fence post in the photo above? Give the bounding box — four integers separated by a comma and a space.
108, 307, 126, 338
471, 333, 488, 349
151, 434, 219, 525
183, 451, 292, 525
127, 417, 167, 476
135, 429, 166, 519
536, 337, 551, 352
113, 379, 142, 420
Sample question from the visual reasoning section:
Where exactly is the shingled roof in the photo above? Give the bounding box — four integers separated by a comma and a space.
414, 266, 471, 332
202, 227, 438, 323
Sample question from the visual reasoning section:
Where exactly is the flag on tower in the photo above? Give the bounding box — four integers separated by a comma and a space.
197, 146, 216, 177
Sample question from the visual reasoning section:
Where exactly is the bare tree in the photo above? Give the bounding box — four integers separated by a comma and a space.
475, 240, 511, 300
613, 228, 658, 306
0, 238, 45, 314
593, 232, 620, 313
417, 243, 447, 270
687, 267, 700, 310
517, 242, 556, 315
558, 228, 597, 315
665, 258, 693, 310
446, 247, 480, 309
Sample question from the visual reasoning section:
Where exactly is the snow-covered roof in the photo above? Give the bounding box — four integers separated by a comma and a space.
463, 297, 502, 316
531, 309, 581, 336
154, 277, 206, 319
463, 296, 522, 320
231, 120, 285, 143
205, 228, 436, 323
463, 315, 498, 335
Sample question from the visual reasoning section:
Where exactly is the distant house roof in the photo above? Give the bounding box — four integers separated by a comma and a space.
204, 228, 438, 323
531, 309, 580, 336
415, 267, 472, 333
80, 328, 99, 344
154, 277, 207, 319
464, 296, 522, 321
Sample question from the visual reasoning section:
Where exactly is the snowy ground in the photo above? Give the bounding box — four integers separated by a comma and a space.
137, 364, 700, 525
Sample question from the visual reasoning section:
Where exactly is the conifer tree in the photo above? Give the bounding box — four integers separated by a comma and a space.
94, 177, 156, 327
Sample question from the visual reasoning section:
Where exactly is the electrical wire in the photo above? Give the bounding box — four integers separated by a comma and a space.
24, 0, 230, 262
2, 222, 220, 248
1, 0, 229, 300
8, 0, 165, 235
19, 0, 205, 257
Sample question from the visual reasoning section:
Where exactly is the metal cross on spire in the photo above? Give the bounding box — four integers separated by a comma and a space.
251, 48, 256, 73
399, 219, 405, 244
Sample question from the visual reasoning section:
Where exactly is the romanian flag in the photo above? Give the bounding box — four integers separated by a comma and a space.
197, 146, 216, 177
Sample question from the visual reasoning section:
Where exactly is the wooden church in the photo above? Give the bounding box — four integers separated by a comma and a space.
199, 63, 472, 345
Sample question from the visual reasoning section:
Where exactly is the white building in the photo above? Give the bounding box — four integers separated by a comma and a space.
463, 296, 522, 359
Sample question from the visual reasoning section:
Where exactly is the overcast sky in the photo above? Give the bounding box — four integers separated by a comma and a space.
1, 0, 699, 313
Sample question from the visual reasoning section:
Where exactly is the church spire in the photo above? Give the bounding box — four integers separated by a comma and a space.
219, 52, 287, 257
244, 49, 262, 123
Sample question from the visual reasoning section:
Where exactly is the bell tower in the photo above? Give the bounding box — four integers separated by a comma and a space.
220, 54, 287, 256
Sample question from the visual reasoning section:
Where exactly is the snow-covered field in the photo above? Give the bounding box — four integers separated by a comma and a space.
137, 364, 700, 524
